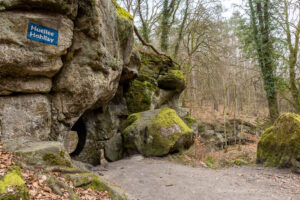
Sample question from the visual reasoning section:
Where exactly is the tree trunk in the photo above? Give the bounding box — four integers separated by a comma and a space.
248, 0, 279, 122
161, 0, 170, 52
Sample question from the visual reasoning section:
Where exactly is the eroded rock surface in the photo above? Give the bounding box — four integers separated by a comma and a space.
0, 95, 51, 140
51, 0, 134, 139
0, 0, 78, 19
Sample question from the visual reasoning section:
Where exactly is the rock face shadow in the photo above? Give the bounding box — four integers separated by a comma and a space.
70, 117, 87, 157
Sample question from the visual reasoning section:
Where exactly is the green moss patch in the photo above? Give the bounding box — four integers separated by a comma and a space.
154, 108, 191, 134
0, 166, 29, 200
125, 80, 157, 113
184, 116, 197, 128
42, 153, 72, 167
111, 0, 133, 21
158, 70, 186, 91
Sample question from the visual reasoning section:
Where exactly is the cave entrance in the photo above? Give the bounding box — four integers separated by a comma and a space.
70, 117, 87, 157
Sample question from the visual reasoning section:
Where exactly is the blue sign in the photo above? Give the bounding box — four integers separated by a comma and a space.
27, 22, 58, 46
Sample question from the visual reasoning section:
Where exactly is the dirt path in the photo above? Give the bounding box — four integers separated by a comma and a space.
101, 155, 300, 200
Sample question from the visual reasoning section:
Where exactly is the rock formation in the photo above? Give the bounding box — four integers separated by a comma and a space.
0, 0, 193, 169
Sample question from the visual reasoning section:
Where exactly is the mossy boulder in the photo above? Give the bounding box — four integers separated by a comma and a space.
65, 172, 129, 200
12, 141, 73, 168
257, 113, 300, 171
158, 70, 186, 91
0, 166, 29, 200
122, 108, 193, 156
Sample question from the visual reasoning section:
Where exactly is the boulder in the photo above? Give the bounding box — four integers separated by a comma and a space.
0, 0, 78, 19
12, 141, 73, 167
257, 113, 300, 172
0, 11, 73, 78
64, 172, 129, 200
122, 108, 193, 156
0, 95, 51, 141
157, 70, 186, 91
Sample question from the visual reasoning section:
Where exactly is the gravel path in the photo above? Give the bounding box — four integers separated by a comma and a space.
102, 156, 300, 200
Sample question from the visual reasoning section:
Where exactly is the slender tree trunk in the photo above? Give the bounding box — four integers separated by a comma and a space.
174, 0, 189, 58
161, 0, 170, 52
284, 0, 300, 112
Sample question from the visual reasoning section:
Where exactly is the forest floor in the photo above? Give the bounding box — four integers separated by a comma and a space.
102, 152, 300, 200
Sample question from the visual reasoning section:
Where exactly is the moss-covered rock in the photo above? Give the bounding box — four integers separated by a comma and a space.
65, 172, 129, 200
257, 113, 300, 170
158, 70, 186, 91
125, 79, 157, 113
0, 166, 29, 200
125, 51, 186, 113
111, 0, 134, 65
13, 141, 73, 168
111, 0, 133, 21
122, 108, 193, 156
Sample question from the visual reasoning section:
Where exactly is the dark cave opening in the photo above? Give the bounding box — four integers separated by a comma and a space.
70, 117, 87, 157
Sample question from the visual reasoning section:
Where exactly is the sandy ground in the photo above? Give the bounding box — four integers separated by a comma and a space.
102, 156, 300, 200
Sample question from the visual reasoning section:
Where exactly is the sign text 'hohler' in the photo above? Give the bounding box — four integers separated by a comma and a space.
27, 22, 58, 46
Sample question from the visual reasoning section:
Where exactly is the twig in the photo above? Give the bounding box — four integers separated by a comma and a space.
133, 26, 180, 66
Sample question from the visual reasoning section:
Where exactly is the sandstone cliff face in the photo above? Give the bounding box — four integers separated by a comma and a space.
0, 0, 191, 166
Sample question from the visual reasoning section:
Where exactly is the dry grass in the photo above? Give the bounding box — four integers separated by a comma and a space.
169, 135, 259, 168
186, 104, 269, 127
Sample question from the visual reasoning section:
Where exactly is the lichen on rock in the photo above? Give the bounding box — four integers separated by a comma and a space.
257, 113, 300, 171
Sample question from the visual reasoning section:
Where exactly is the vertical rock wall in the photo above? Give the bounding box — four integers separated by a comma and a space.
0, 0, 134, 145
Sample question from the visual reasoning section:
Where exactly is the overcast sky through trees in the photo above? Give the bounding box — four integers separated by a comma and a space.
222, 0, 241, 19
